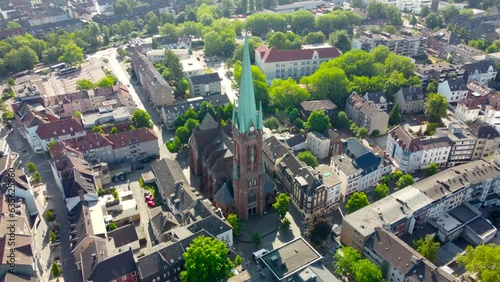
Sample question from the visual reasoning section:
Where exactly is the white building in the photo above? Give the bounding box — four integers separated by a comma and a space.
372, 0, 433, 13
146, 49, 167, 63
463, 60, 497, 86
181, 58, 205, 78
306, 131, 330, 159
455, 82, 500, 132
352, 31, 427, 58
255, 43, 341, 83
437, 78, 469, 103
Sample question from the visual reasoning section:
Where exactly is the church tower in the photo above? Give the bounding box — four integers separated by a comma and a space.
232, 36, 265, 221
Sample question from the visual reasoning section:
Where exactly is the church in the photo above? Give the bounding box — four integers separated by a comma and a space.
189, 37, 274, 221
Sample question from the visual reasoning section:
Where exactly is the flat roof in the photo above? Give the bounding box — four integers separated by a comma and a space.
447, 204, 478, 224
260, 237, 322, 281
434, 213, 462, 232
316, 165, 341, 188
181, 59, 204, 72
467, 217, 497, 238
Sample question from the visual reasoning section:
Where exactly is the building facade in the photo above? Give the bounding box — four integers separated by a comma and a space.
345, 93, 389, 135
394, 86, 425, 114
437, 78, 468, 103
188, 73, 222, 96
352, 31, 426, 57
306, 131, 330, 159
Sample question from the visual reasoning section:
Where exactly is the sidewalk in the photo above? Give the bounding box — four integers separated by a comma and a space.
239, 211, 281, 243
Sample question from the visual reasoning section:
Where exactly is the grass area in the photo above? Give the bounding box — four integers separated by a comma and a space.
139, 177, 163, 205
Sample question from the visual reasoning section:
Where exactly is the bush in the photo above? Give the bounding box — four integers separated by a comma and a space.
50, 230, 57, 243
370, 129, 380, 138
109, 221, 117, 231
51, 262, 61, 277
281, 217, 291, 231
45, 210, 55, 222
252, 231, 261, 244
33, 171, 42, 183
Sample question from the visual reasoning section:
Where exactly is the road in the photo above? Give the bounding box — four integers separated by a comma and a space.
7, 130, 83, 282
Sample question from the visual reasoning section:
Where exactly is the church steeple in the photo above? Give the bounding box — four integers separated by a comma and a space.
233, 35, 262, 133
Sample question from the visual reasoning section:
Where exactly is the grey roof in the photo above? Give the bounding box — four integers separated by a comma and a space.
468, 121, 500, 139
399, 86, 424, 101
86, 249, 137, 282
364, 92, 387, 104
187, 214, 232, 236
347, 93, 385, 118
107, 224, 139, 248
286, 134, 306, 147
463, 59, 497, 74
344, 138, 370, 158
299, 99, 337, 112
279, 153, 305, 176
448, 204, 479, 224
214, 182, 234, 205
163, 94, 229, 118
3, 273, 37, 282
189, 73, 222, 85
295, 167, 322, 196
80, 239, 109, 282
445, 77, 467, 92
263, 136, 290, 165
150, 206, 179, 236
467, 217, 496, 237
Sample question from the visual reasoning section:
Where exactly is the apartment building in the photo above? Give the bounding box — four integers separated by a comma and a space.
386, 126, 423, 173
437, 78, 468, 103
346, 92, 389, 135
146, 49, 167, 63
352, 31, 426, 58
435, 123, 477, 166
340, 160, 500, 254
154, 34, 192, 50
306, 131, 330, 159
394, 86, 425, 114
331, 139, 391, 198
468, 121, 500, 159
463, 59, 497, 86
188, 73, 222, 96
181, 58, 205, 78
372, 0, 432, 13
414, 62, 464, 88
298, 99, 338, 121
262, 136, 290, 175
454, 81, 496, 123
363, 92, 388, 111
255, 43, 341, 83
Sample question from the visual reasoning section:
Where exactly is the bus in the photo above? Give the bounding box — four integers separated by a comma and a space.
59, 66, 77, 75
50, 63, 66, 71
34, 67, 50, 75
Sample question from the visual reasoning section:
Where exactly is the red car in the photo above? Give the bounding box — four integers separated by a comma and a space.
145, 195, 153, 202
147, 201, 156, 207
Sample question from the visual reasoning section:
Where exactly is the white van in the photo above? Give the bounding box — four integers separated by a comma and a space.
252, 248, 270, 261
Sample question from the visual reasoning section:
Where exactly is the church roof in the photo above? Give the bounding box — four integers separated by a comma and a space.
214, 182, 234, 205
198, 113, 218, 130
233, 36, 264, 133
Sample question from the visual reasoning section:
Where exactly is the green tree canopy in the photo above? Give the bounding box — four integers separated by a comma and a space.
273, 193, 290, 219
58, 43, 84, 66
180, 236, 233, 282
425, 93, 447, 123
27, 162, 36, 173
396, 174, 414, 189
76, 79, 95, 90
133, 109, 152, 128
110, 126, 119, 134
374, 183, 390, 199
426, 163, 438, 176
345, 192, 369, 214
298, 151, 319, 168
457, 244, 500, 282
92, 126, 104, 133
263, 117, 280, 130
414, 234, 440, 262
334, 246, 362, 277
303, 31, 326, 44
329, 30, 351, 52
306, 110, 330, 133
334, 111, 350, 128
198, 101, 216, 121
305, 212, 332, 246
227, 214, 241, 236
389, 104, 402, 125
269, 78, 310, 110
352, 258, 383, 282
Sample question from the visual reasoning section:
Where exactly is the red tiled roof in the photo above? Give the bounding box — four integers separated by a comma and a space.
257, 43, 341, 63
63, 133, 113, 151
35, 117, 85, 140
105, 128, 158, 149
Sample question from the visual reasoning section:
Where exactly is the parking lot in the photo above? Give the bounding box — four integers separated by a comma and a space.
44, 57, 108, 96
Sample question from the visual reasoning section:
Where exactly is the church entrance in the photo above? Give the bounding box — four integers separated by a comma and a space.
248, 207, 257, 215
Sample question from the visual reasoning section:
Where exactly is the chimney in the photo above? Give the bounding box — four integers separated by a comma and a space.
216, 106, 221, 127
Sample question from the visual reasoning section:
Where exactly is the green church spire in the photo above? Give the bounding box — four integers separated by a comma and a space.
234, 35, 261, 133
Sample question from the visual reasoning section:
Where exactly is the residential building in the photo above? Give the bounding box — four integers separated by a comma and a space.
444, 44, 484, 64
340, 160, 500, 255
370, 0, 433, 13
435, 123, 477, 166
80, 244, 138, 282
255, 43, 341, 83
331, 139, 391, 198
2, 169, 38, 216
161, 94, 229, 129
188, 73, 222, 96
414, 62, 464, 88
80, 107, 132, 129
426, 29, 461, 58
154, 34, 192, 50
352, 31, 427, 58
345, 92, 389, 135
0, 139, 11, 175
271, 0, 328, 13
181, 58, 205, 78
28, 7, 69, 26
146, 49, 167, 63
394, 86, 425, 114
321, 128, 342, 156
419, 137, 453, 169
298, 99, 337, 121
129, 49, 174, 107
285, 134, 307, 151
262, 136, 290, 174
363, 92, 388, 111
468, 121, 500, 158
463, 59, 498, 86
306, 131, 330, 159
454, 81, 496, 124
437, 78, 468, 103
148, 207, 180, 243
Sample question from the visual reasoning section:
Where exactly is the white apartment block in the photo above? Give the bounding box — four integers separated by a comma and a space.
437, 78, 468, 103
306, 131, 330, 159
352, 31, 427, 58
146, 49, 167, 63
255, 43, 341, 83
373, 0, 433, 13
463, 60, 497, 86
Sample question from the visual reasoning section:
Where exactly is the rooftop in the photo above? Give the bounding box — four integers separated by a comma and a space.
260, 237, 322, 281
189, 73, 222, 85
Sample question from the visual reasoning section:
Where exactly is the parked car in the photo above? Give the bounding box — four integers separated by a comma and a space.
136, 165, 145, 170
145, 195, 153, 202
119, 175, 126, 181
140, 158, 150, 163
147, 201, 156, 207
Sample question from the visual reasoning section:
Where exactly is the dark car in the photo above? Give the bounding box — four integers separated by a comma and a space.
119, 175, 126, 181
140, 158, 150, 163
136, 165, 145, 170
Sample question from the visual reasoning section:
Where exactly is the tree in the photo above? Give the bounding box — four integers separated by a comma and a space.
389, 104, 402, 125
414, 234, 440, 262
345, 192, 369, 214
426, 163, 438, 176
252, 231, 261, 244
227, 214, 241, 236
204, 31, 222, 56
76, 79, 95, 90
426, 80, 438, 93
409, 14, 418, 25
425, 13, 443, 29
300, 67, 349, 106
290, 10, 315, 34
133, 109, 152, 128
92, 126, 105, 133
352, 259, 383, 282
33, 171, 42, 184
356, 127, 368, 139
457, 244, 500, 282
334, 246, 362, 277
269, 78, 310, 110
273, 193, 290, 219
281, 217, 291, 231
27, 162, 36, 173
439, 5, 459, 24
51, 262, 61, 277
305, 212, 332, 246
47, 141, 57, 150
96, 75, 118, 87
425, 93, 447, 123
108, 221, 117, 231
374, 183, 390, 200
176, 126, 191, 144
7, 78, 15, 86
180, 236, 233, 282
264, 117, 280, 130
198, 101, 216, 121
420, 5, 430, 17
234, 255, 243, 266
396, 174, 414, 189
110, 126, 119, 134
7, 21, 22, 29
166, 136, 182, 153
303, 31, 326, 44
305, 111, 330, 133
45, 210, 55, 222
59, 43, 84, 66
298, 151, 319, 168
50, 230, 57, 243
334, 111, 349, 128
382, 24, 398, 34
391, 170, 404, 181
329, 30, 351, 52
